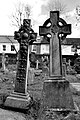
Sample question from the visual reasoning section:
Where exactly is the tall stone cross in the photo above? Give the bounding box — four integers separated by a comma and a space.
14, 19, 37, 93
39, 11, 71, 77
38, 11, 75, 119
4, 19, 37, 109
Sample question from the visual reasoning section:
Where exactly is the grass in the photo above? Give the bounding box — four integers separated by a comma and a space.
0, 66, 79, 102
0, 65, 80, 119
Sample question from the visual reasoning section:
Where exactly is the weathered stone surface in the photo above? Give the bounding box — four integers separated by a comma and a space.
14, 19, 37, 94
28, 68, 35, 84
39, 11, 71, 77
41, 79, 74, 110
4, 92, 31, 109
4, 19, 37, 109
38, 79, 75, 119
38, 11, 75, 119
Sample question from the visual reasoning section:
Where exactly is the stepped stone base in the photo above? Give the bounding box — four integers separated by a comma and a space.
38, 77, 75, 119
4, 92, 31, 109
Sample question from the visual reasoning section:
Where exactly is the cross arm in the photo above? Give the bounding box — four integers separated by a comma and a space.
39, 26, 51, 36
30, 33, 37, 39
29, 33, 37, 45
59, 24, 71, 35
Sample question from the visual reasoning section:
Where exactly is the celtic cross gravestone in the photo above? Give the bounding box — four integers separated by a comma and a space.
39, 11, 71, 77
39, 11, 75, 119
4, 19, 37, 109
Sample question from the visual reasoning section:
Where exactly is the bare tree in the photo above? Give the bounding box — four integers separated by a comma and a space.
10, 1, 31, 28
9, 2, 32, 55
46, 0, 67, 15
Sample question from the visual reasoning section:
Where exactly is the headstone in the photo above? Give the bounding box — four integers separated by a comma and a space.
30, 52, 36, 68
4, 19, 37, 109
62, 58, 67, 77
66, 59, 77, 75
68, 59, 71, 66
28, 68, 35, 84
74, 57, 80, 74
38, 11, 75, 119
2, 52, 6, 72
66, 59, 72, 74
42, 60, 49, 77
36, 59, 40, 69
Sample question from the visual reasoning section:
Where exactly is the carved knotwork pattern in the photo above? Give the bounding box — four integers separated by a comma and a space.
16, 38, 28, 83
14, 19, 37, 92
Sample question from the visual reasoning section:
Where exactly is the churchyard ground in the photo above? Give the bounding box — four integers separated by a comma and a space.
0, 64, 79, 119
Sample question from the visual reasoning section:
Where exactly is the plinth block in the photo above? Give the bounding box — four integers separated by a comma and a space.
4, 92, 31, 109
41, 79, 75, 110
38, 78, 75, 119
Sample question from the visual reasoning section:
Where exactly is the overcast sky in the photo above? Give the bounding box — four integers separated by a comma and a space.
0, 0, 80, 38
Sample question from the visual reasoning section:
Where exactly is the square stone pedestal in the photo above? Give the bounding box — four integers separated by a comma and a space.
4, 92, 31, 110
38, 77, 75, 119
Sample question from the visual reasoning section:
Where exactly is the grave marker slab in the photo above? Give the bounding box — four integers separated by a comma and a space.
4, 19, 37, 109
68, 59, 71, 66
62, 58, 67, 77
2, 52, 6, 72
38, 11, 75, 119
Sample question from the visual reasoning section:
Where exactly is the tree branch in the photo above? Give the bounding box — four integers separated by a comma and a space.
10, 1, 31, 28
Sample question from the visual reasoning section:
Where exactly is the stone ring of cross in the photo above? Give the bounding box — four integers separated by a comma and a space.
43, 17, 68, 41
